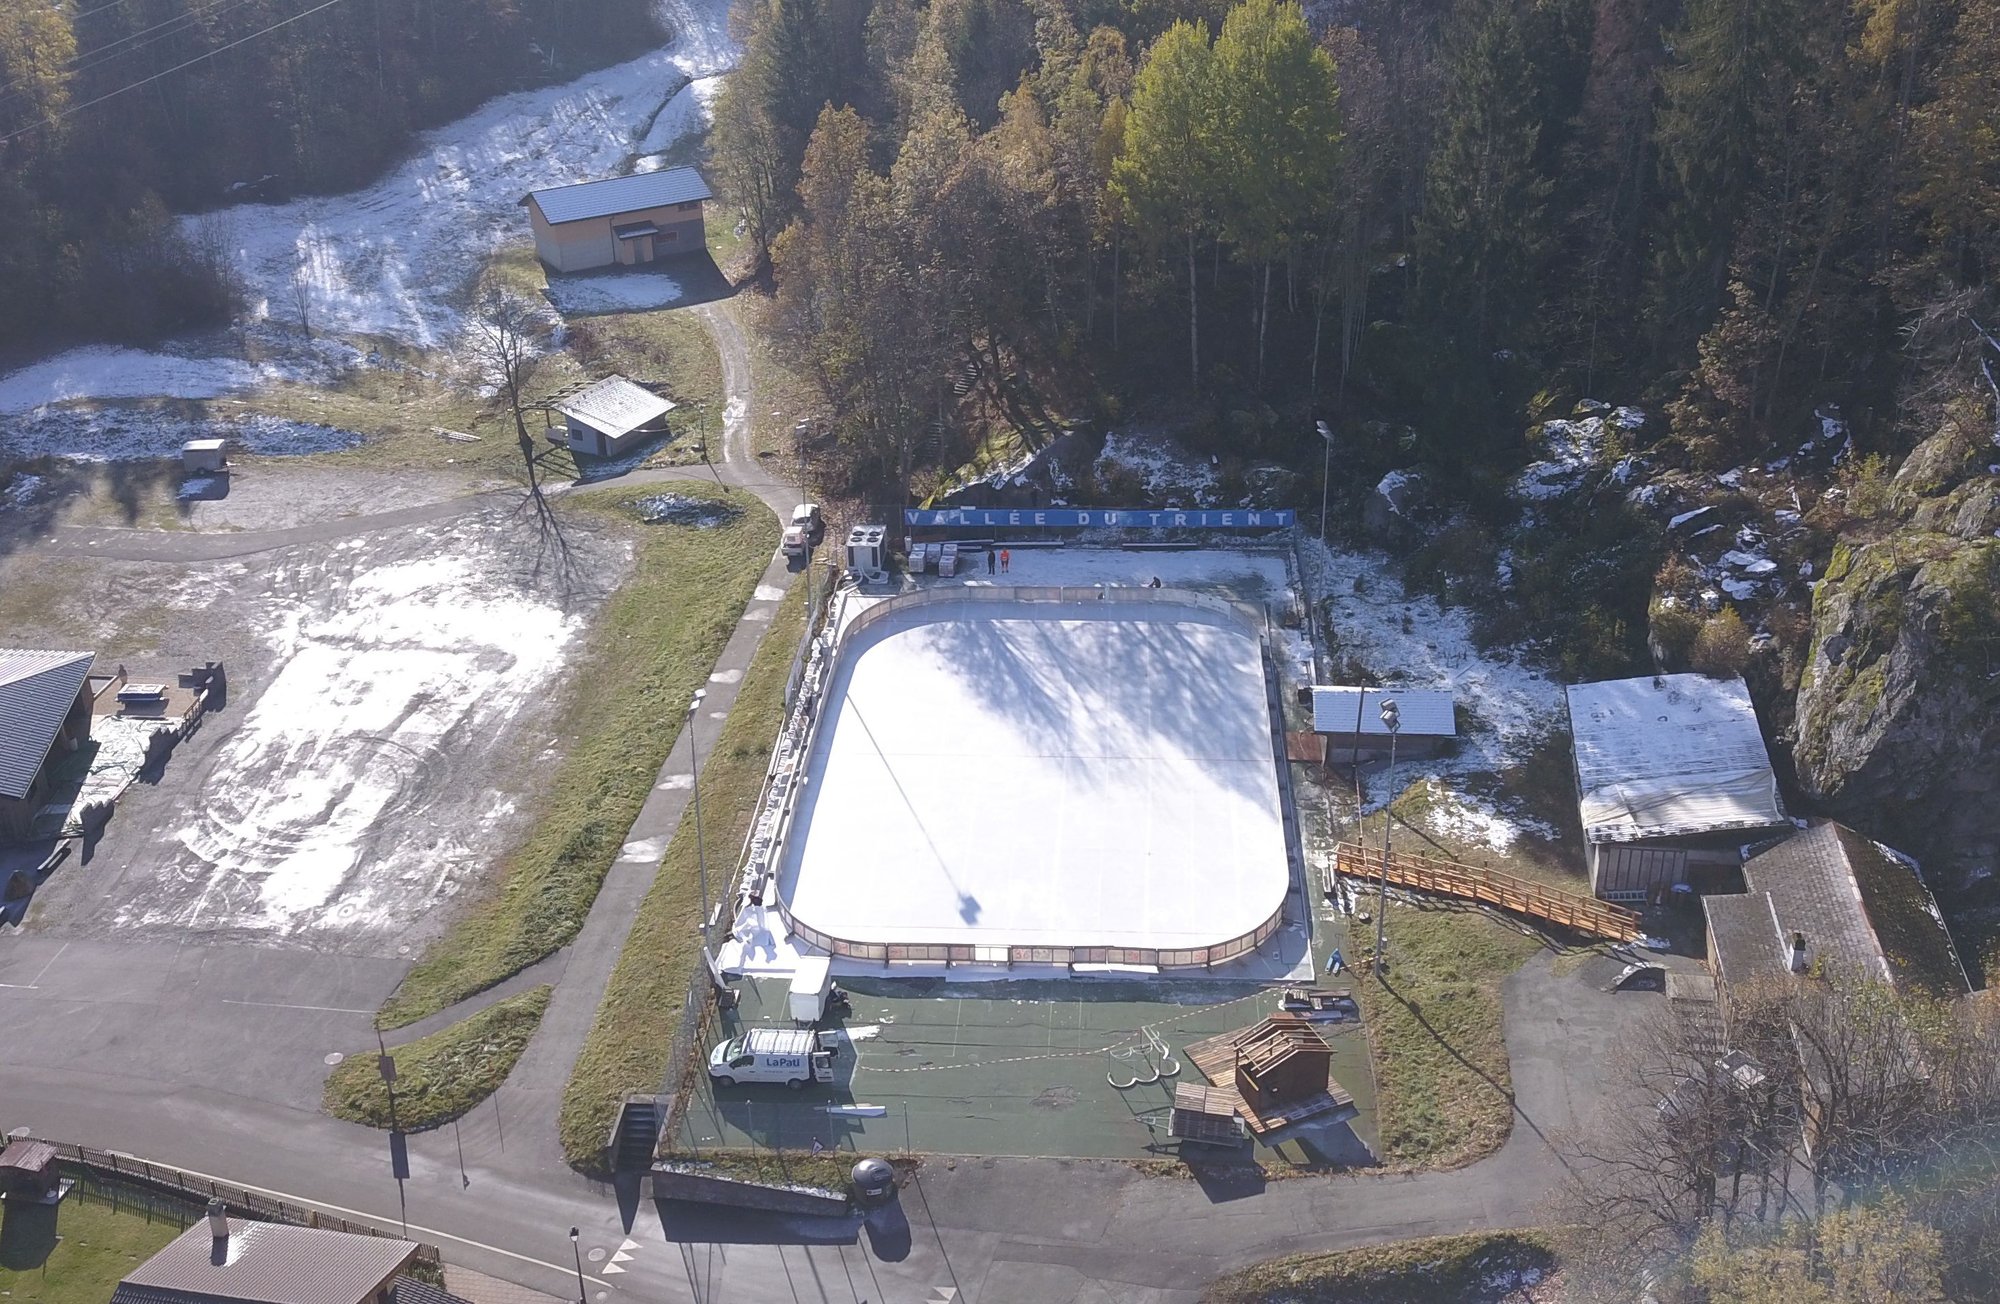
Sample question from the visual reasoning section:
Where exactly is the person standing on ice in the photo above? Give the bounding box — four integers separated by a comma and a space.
1000, 548, 1011, 573
986, 546, 995, 574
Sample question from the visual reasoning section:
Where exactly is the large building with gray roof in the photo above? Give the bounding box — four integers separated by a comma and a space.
0, 648, 96, 839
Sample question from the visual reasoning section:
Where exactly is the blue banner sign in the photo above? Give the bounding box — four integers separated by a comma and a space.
904, 507, 1295, 529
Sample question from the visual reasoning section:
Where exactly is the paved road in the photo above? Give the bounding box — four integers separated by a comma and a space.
0, 298, 1632, 1302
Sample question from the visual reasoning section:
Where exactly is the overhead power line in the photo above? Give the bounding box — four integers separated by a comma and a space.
0, 0, 353, 145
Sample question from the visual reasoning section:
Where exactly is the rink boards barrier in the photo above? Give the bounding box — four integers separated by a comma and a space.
763, 585, 1288, 971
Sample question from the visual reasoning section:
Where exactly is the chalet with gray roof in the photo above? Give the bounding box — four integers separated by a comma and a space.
523, 167, 711, 273
1705, 821, 1972, 1006
0, 649, 96, 839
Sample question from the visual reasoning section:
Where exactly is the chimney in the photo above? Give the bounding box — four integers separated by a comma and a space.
1789, 931, 1809, 974
206, 1198, 229, 1243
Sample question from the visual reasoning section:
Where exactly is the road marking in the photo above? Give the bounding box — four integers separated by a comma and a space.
219, 999, 376, 1014
600, 1263, 626, 1276
618, 1239, 640, 1252
0, 944, 70, 992
610, 1251, 633, 1264
114, 1155, 577, 1276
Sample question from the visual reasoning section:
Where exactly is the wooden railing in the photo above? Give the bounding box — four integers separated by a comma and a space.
1332, 842, 1642, 942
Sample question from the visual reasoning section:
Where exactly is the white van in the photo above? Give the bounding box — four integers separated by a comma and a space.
708, 1027, 838, 1089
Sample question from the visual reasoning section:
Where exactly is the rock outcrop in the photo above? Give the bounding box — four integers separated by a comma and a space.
1792, 408, 2000, 886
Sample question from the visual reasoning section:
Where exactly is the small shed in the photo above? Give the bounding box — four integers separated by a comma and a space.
1184, 1013, 1355, 1136
181, 439, 226, 473
1566, 673, 1788, 900
0, 1139, 61, 1200
1312, 686, 1455, 760
550, 375, 674, 458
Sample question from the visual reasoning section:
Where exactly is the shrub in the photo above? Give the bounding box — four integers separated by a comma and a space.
1650, 597, 1704, 670
1690, 608, 1753, 678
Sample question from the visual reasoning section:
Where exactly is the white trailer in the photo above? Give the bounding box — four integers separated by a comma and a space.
788, 955, 833, 1024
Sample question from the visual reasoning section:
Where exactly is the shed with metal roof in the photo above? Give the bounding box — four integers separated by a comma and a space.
548, 374, 674, 458
1565, 673, 1788, 900
1311, 685, 1455, 760
523, 167, 712, 273
0, 649, 96, 838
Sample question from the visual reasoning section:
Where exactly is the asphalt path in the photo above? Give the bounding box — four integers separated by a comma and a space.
0, 299, 1635, 1302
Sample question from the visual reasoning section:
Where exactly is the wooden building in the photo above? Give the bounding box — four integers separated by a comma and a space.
1566, 673, 1790, 901
0, 650, 97, 839
523, 167, 711, 273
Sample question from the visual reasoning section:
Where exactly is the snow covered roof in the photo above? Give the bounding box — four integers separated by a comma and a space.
1566, 673, 1785, 844
555, 375, 672, 439
0, 649, 94, 800
1312, 686, 1455, 737
527, 166, 711, 225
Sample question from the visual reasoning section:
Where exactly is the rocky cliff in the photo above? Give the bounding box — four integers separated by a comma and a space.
1793, 406, 2000, 888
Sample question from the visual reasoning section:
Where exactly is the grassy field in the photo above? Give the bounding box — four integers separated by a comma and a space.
1203, 1231, 1558, 1304
1345, 785, 1571, 1170
558, 577, 807, 1171
325, 987, 552, 1129
378, 483, 777, 1026
0, 1190, 183, 1304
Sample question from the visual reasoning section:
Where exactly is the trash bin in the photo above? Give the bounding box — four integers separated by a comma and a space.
851, 1157, 895, 1203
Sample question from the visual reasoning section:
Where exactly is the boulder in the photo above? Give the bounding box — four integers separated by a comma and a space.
1793, 415, 2000, 887
1362, 468, 1428, 544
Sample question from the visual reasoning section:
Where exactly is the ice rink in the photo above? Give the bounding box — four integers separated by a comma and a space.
776, 596, 1291, 957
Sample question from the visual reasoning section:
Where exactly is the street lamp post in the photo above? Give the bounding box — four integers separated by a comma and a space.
568, 1227, 585, 1304
687, 689, 711, 947
1375, 698, 1400, 977
1316, 420, 1334, 544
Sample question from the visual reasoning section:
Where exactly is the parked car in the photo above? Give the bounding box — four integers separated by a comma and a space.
708, 1027, 838, 1089
783, 503, 825, 556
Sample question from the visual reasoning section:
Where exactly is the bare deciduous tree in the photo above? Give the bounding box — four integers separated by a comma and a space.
1550, 971, 2000, 1302
469, 287, 571, 578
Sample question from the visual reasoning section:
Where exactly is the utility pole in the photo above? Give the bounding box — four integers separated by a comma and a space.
1375, 698, 1400, 977
1316, 420, 1334, 544
687, 689, 711, 948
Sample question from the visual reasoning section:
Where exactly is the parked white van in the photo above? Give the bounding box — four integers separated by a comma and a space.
708, 1027, 838, 1089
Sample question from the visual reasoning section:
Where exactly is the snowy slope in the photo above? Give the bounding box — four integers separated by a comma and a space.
0, 0, 734, 427
203, 0, 736, 347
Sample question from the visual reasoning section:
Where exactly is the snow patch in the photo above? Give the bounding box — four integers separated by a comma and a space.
544, 271, 685, 316
1096, 430, 1219, 506
127, 542, 585, 940
1297, 537, 1563, 805
1, 408, 362, 462
1512, 416, 1604, 501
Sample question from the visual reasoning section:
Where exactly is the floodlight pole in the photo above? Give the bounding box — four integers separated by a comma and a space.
688, 689, 711, 948
1316, 420, 1334, 544
1375, 698, 1400, 977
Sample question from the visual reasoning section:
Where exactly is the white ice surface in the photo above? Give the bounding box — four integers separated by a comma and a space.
777, 599, 1289, 952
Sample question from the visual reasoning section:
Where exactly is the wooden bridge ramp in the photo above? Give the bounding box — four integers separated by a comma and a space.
1331, 842, 1642, 943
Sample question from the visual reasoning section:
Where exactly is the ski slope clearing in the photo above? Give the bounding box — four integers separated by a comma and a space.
0, 0, 733, 423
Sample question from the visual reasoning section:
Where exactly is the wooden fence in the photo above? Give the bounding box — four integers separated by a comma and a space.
1332, 842, 1643, 942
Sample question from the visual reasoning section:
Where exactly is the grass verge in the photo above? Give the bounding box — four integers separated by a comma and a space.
0, 1188, 183, 1303
1203, 1231, 1558, 1304
324, 987, 552, 1130
667, 1150, 920, 1195
1346, 790, 1559, 1170
378, 484, 777, 1026
558, 576, 807, 1170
